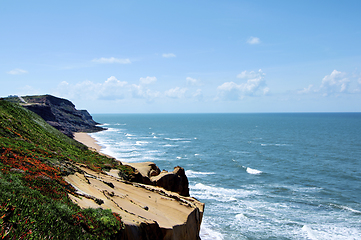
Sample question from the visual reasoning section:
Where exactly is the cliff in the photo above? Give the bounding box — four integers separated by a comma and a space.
0, 97, 204, 239
65, 163, 204, 240
7, 94, 105, 137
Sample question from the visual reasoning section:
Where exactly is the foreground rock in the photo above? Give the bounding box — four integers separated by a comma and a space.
64, 164, 204, 240
126, 162, 190, 197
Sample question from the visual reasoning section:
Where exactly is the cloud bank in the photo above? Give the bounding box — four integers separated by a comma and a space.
216, 69, 269, 100
7, 68, 28, 75
319, 70, 349, 96
298, 70, 360, 96
92, 57, 131, 64
55, 75, 207, 104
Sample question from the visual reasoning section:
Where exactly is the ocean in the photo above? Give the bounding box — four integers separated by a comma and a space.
90, 113, 361, 240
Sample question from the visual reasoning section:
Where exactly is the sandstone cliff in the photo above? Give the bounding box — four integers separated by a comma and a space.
65, 163, 204, 240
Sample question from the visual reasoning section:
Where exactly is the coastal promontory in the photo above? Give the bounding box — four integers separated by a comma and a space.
0, 95, 204, 239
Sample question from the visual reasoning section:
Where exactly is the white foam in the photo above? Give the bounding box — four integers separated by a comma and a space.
186, 170, 215, 178
99, 127, 120, 132
200, 223, 224, 240
190, 183, 258, 201
165, 137, 192, 141
300, 224, 361, 240
135, 141, 149, 146
330, 203, 361, 214
162, 144, 178, 147
302, 225, 318, 240
261, 143, 290, 146
246, 167, 263, 175
235, 213, 247, 221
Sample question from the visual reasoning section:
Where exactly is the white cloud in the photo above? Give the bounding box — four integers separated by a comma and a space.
7, 68, 28, 75
56, 80, 100, 100
237, 69, 263, 79
263, 87, 270, 95
186, 77, 202, 86
55, 75, 164, 102
130, 76, 159, 102
216, 69, 268, 100
140, 76, 157, 85
162, 53, 176, 58
55, 76, 128, 101
131, 84, 160, 102
319, 70, 349, 96
99, 76, 128, 100
297, 70, 361, 97
298, 84, 314, 94
92, 57, 131, 64
193, 89, 203, 101
165, 87, 188, 99
247, 37, 260, 45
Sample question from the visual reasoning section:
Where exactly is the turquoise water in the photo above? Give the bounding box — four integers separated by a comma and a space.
90, 113, 361, 239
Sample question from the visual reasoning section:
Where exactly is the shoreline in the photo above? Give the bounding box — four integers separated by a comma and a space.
73, 132, 103, 153
71, 131, 204, 239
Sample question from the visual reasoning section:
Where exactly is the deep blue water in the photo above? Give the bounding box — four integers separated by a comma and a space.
91, 113, 361, 239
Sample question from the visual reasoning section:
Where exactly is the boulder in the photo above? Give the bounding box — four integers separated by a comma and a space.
151, 166, 190, 197
126, 163, 190, 197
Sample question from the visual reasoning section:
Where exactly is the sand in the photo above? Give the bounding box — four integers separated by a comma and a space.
73, 132, 102, 152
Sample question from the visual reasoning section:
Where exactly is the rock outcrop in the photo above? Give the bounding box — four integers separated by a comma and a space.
65, 164, 204, 240
20, 95, 104, 137
126, 162, 190, 197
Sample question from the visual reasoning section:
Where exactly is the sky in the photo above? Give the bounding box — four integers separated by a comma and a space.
1, 0, 361, 113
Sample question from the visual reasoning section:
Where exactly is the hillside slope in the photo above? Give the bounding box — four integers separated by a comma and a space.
0, 99, 131, 239
0, 99, 204, 239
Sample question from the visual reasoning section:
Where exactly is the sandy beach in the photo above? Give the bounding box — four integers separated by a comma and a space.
74, 132, 102, 152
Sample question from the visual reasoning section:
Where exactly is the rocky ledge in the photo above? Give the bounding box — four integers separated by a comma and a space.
65, 163, 204, 240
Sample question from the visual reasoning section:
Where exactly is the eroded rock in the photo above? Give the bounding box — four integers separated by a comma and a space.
126, 163, 190, 197
65, 164, 204, 240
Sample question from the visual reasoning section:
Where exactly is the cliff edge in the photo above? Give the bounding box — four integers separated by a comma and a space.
65, 163, 204, 240
7, 94, 105, 137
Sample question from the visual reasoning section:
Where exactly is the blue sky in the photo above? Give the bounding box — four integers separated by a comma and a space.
1, 0, 361, 113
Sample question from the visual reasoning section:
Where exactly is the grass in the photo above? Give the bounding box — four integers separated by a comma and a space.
0, 99, 133, 239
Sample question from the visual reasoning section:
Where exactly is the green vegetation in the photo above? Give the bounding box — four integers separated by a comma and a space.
0, 99, 132, 239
